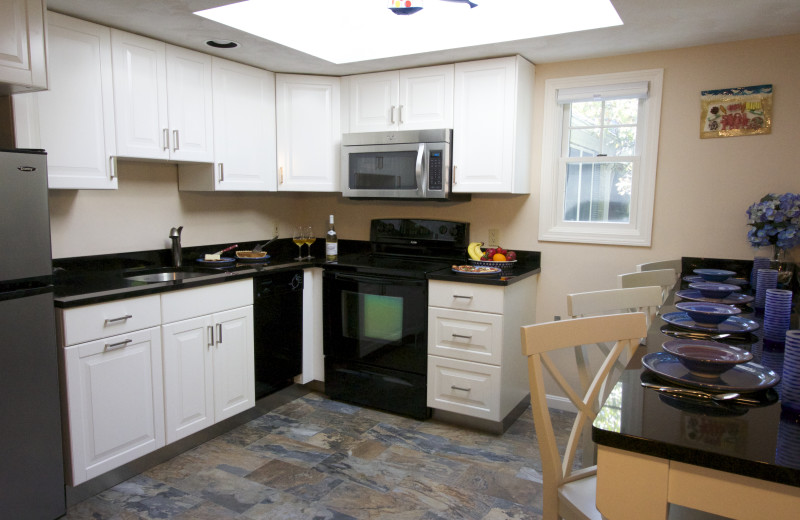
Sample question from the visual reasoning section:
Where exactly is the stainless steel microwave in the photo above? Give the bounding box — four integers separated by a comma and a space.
341, 129, 468, 201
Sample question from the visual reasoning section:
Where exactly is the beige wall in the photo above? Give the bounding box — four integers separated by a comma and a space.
49, 34, 800, 323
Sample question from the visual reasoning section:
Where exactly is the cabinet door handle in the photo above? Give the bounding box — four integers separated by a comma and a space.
390, 105, 396, 124
109, 156, 117, 180
219, 163, 224, 182
105, 314, 132, 324
452, 295, 473, 300
279, 166, 284, 184
451, 334, 472, 339
216, 323, 222, 345
398, 104, 403, 124
451, 385, 471, 392
173, 130, 179, 151
163, 128, 169, 151
105, 339, 132, 351
208, 325, 214, 348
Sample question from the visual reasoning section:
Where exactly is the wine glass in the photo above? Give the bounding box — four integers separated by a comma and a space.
292, 226, 305, 260
304, 226, 316, 260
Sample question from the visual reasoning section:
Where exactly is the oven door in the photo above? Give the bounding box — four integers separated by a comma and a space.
323, 270, 428, 375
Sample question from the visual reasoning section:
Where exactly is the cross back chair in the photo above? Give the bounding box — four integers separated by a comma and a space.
567, 285, 662, 406
618, 268, 677, 305
636, 259, 682, 276
520, 312, 648, 520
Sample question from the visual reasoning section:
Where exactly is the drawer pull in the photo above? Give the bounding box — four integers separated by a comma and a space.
453, 295, 473, 300
105, 314, 132, 324
105, 339, 132, 351
451, 385, 471, 392
452, 334, 472, 339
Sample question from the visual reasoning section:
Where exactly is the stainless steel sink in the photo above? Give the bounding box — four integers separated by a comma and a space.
124, 268, 220, 283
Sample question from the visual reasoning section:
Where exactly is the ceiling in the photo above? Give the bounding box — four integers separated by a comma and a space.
46, 0, 800, 76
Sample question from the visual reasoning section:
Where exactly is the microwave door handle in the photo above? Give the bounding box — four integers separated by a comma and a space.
415, 143, 426, 197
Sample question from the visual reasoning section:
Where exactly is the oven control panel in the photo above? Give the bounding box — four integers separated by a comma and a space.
370, 218, 469, 247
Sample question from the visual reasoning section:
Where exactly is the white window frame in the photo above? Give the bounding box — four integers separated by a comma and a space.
538, 69, 664, 246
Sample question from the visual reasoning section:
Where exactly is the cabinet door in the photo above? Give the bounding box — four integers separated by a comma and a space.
62, 327, 165, 485
165, 45, 214, 162
210, 58, 276, 191
162, 315, 214, 443
348, 70, 398, 133
111, 30, 169, 160
453, 57, 515, 193
213, 306, 255, 421
0, 0, 46, 92
399, 65, 454, 130
13, 13, 117, 189
276, 74, 341, 192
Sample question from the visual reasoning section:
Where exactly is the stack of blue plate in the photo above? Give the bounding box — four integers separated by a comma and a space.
780, 330, 800, 411
764, 289, 793, 342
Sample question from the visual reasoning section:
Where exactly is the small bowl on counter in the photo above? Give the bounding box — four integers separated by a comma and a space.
662, 339, 753, 378
675, 301, 741, 327
693, 268, 737, 282
688, 282, 741, 300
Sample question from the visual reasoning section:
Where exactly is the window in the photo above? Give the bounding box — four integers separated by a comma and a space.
538, 70, 663, 246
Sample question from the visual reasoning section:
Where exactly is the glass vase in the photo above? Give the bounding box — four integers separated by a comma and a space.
772, 246, 795, 288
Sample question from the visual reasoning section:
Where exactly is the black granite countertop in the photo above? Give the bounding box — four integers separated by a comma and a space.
592, 257, 800, 488
53, 240, 541, 307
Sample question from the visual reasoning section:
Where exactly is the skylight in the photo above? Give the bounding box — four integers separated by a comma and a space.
194, 0, 622, 64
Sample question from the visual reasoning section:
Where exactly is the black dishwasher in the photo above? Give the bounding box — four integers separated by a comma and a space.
253, 269, 304, 399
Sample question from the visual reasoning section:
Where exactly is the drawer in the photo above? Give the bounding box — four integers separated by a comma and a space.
427, 355, 500, 421
428, 280, 505, 313
428, 307, 503, 365
59, 294, 161, 346
161, 279, 253, 324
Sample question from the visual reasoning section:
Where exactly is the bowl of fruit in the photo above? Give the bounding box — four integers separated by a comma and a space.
467, 242, 517, 275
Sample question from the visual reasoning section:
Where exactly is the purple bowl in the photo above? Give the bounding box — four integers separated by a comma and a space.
662, 339, 753, 378
688, 282, 741, 300
675, 301, 741, 326
693, 268, 737, 283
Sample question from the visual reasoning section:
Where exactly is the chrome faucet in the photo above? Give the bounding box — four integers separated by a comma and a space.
169, 226, 183, 267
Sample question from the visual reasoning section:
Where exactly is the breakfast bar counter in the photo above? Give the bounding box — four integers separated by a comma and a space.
591, 265, 800, 519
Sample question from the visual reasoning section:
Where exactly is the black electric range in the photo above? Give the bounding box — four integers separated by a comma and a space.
322, 218, 469, 419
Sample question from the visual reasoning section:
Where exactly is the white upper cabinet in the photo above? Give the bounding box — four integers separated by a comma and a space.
0, 0, 47, 94
345, 64, 454, 133
179, 58, 277, 191
111, 30, 214, 162
275, 74, 340, 192
452, 56, 534, 194
13, 12, 118, 189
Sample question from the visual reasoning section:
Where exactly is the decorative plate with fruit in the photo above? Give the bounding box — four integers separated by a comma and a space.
451, 265, 502, 275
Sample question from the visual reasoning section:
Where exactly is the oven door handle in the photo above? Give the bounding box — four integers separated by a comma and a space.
332, 272, 425, 287
415, 143, 426, 198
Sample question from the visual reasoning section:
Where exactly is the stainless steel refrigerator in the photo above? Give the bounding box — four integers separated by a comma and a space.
0, 149, 66, 519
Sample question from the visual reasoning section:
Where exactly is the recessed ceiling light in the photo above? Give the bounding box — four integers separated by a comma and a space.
205, 39, 240, 49
195, 0, 622, 64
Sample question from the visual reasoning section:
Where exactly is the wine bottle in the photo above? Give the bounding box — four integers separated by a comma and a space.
326, 214, 338, 262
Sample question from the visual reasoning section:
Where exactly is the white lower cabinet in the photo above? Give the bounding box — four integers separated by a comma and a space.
59, 279, 254, 485
161, 280, 254, 443
162, 305, 254, 443
61, 327, 165, 485
427, 276, 537, 424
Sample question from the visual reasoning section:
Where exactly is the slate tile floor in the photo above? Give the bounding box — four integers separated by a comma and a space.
65, 391, 576, 519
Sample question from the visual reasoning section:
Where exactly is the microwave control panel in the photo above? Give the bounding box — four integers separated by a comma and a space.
428, 151, 443, 190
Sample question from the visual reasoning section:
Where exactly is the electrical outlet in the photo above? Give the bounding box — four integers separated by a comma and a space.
273, 224, 279, 237
488, 228, 500, 247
